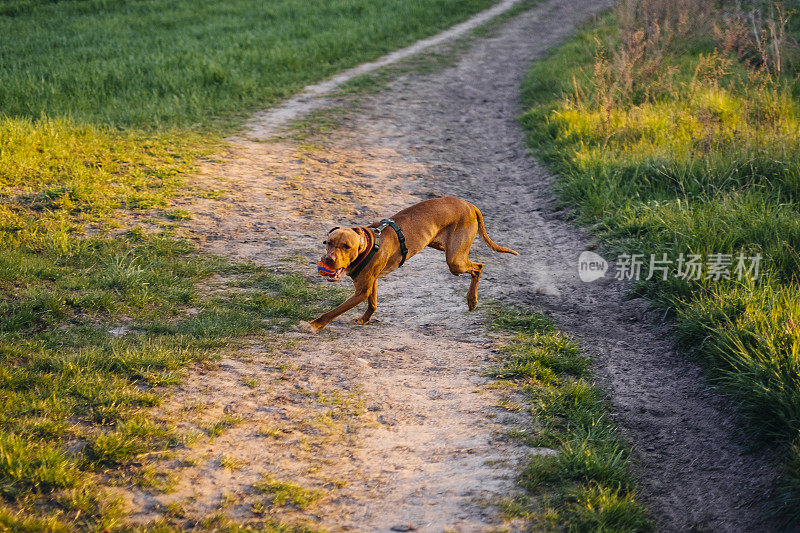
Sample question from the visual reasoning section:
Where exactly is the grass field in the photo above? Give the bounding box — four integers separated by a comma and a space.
519, 0, 800, 522
0, 0, 501, 528
489, 307, 651, 531
0, 0, 497, 129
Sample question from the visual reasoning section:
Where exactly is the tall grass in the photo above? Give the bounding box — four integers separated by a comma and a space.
520, 0, 800, 523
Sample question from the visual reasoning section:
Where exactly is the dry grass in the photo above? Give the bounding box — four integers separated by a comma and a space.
588, 0, 798, 109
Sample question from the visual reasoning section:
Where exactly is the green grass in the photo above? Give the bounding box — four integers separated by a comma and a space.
0, 117, 215, 249
489, 306, 651, 532
0, 0, 498, 129
519, 3, 800, 524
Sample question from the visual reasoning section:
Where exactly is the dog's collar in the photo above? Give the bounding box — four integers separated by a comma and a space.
346, 219, 408, 280
347, 227, 379, 280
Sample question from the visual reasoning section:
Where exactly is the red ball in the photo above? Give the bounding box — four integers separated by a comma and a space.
317, 260, 336, 277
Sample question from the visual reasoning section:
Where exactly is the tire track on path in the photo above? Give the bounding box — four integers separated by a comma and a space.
244, 0, 527, 141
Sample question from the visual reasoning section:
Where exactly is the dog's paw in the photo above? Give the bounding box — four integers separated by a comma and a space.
354, 317, 371, 325
295, 321, 318, 333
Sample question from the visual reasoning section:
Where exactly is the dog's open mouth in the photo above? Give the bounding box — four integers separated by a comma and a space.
327, 267, 345, 282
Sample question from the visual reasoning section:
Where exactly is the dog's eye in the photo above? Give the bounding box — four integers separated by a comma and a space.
342, 244, 351, 250
322, 240, 327, 245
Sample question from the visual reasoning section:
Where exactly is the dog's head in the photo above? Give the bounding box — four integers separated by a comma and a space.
319, 227, 367, 282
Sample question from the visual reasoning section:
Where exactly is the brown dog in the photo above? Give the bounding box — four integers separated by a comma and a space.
310, 197, 518, 330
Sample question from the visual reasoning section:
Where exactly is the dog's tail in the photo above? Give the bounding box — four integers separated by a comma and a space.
475, 206, 519, 255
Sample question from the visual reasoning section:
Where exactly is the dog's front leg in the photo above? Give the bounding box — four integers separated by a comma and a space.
310, 290, 368, 330
356, 280, 377, 325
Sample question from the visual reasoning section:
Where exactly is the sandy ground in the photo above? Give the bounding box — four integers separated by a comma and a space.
125, 0, 782, 530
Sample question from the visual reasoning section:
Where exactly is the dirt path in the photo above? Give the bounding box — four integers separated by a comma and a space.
132, 0, 781, 530
130, 127, 535, 530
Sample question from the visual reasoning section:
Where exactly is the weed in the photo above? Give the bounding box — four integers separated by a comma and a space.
257, 425, 285, 440
253, 475, 324, 510
204, 416, 243, 439
219, 455, 245, 471
164, 209, 193, 221
134, 466, 177, 494
164, 501, 186, 518
496, 494, 533, 519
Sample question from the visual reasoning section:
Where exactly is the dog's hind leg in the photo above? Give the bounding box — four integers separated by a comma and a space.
465, 262, 483, 311
356, 280, 378, 325
443, 224, 483, 311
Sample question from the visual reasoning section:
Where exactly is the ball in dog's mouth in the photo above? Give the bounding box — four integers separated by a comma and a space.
317, 260, 345, 282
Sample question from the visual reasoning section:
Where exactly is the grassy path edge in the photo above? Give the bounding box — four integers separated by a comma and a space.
488, 306, 652, 531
